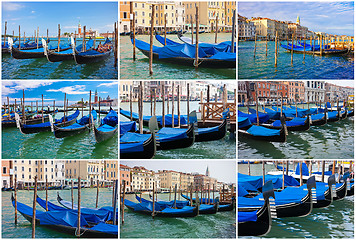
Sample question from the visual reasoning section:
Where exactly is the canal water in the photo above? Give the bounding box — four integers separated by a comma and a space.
2, 109, 118, 159
238, 106, 354, 159
2, 188, 117, 238
238, 163, 354, 238
2, 38, 118, 79
120, 193, 236, 238
120, 33, 236, 79
238, 41, 354, 79
120, 101, 236, 159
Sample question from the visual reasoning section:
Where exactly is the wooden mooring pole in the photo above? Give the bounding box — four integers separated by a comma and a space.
32, 176, 38, 238
172, 82, 175, 128
149, 4, 155, 75
3, 21, 7, 47
195, 6, 199, 69
14, 176, 17, 224
121, 181, 126, 224
46, 176, 48, 211
58, 24, 61, 52
71, 180, 74, 209
274, 31, 278, 67
254, 34, 257, 58
187, 83, 190, 124
96, 179, 99, 208
164, 13, 167, 46
77, 177, 81, 237
162, 83, 165, 127
215, 15, 218, 43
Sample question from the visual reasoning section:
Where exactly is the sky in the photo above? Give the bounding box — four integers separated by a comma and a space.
325, 80, 354, 88
121, 160, 236, 184
238, 1, 354, 36
2, 2, 118, 36
2, 81, 118, 105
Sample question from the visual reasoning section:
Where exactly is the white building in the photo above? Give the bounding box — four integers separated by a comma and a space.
304, 81, 326, 103
238, 15, 255, 40
175, 2, 185, 30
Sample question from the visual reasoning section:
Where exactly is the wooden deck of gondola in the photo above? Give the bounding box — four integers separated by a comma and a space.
120, 133, 156, 159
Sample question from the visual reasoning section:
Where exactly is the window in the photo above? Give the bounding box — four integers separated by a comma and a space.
142, 12, 145, 17
2, 167, 6, 174
22, 167, 24, 171
142, 3, 144, 8
29, 168, 31, 172
123, 12, 127, 19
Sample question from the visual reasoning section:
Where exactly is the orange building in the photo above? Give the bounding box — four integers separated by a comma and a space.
120, 1, 131, 33
284, 81, 305, 102
2, 160, 11, 188
120, 164, 131, 192
251, 81, 288, 102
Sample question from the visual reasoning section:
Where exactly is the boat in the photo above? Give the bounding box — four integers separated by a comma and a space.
3, 38, 50, 53
9, 38, 70, 59
347, 109, 354, 117
155, 123, 195, 150
43, 38, 94, 62
12, 195, 118, 238
260, 115, 310, 131
135, 194, 218, 214
131, 37, 236, 68
238, 110, 270, 124
280, 43, 349, 55
238, 117, 287, 142
93, 108, 118, 143
52, 109, 97, 138
73, 37, 113, 64
327, 110, 340, 122
195, 118, 227, 142
238, 175, 315, 218
180, 193, 234, 212
155, 33, 235, 55
2, 115, 51, 128
123, 198, 199, 218
120, 132, 156, 159
238, 180, 274, 236
15, 110, 80, 134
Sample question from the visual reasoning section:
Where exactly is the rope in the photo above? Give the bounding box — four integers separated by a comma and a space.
75, 227, 88, 237
193, 58, 204, 67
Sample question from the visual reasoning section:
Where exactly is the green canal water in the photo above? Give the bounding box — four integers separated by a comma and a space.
2, 109, 118, 159
238, 163, 354, 238
238, 106, 354, 159
120, 33, 236, 79
238, 41, 354, 79
2, 38, 118, 79
2, 188, 117, 238
120, 193, 236, 238
120, 101, 236, 159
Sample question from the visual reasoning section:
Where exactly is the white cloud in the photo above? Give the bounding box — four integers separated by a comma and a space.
3, 3, 24, 11
99, 91, 108, 94
46, 85, 89, 95
31, 11, 35, 14
62, 26, 78, 29
97, 82, 117, 87
2, 81, 56, 95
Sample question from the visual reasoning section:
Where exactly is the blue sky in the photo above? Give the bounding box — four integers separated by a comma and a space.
2, 2, 118, 36
2, 81, 118, 105
238, 2, 354, 36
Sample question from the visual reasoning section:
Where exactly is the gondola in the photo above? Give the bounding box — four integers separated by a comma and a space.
310, 111, 327, 126
347, 109, 354, 117
347, 181, 354, 196
43, 38, 94, 62
15, 110, 80, 134
238, 180, 274, 237
327, 110, 340, 122
238, 117, 287, 142
136, 194, 218, 214
155, 33, 235, 54
131, 37, 236, 68
120, 132, 156, 159
12, 195, 117, 238
260, 115, 310, 131
2, 115, 50, 128
73, 37, 113, 64
280, 44, 349, 55
93, 108, 118, 143
156, 123, 195, 150
238, 176, 315, 218
9, 37, 70, 59
195, 118, 227, 142
180, 193, 234, 212
52, 109, 97, 138
3, 38, 49, 53
123, 198, 199, 218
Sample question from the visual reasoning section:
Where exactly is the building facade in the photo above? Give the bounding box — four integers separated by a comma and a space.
1, 160, 11, 188
304, 81, 325, 103
284, 81, 305, 103
238, 15, 255, 40
120, 164, 131, 192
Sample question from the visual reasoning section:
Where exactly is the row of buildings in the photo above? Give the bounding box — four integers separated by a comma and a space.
238, 81, 354, 104
2, 160, 118, 189
120, 164, 232, 193
238, 15, 351, 41
120, 1, 236, 33
119, 81, 236, 102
